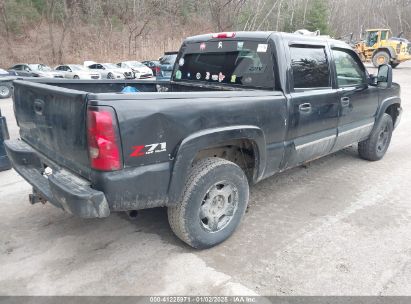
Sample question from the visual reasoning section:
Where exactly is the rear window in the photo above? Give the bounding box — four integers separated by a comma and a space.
173, 40, 275, 89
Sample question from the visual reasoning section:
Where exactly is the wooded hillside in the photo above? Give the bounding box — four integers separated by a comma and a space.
0, 0, 410, 67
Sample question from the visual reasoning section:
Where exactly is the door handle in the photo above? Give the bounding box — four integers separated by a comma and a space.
299, 103, 312, 112
341, 97, 350, 107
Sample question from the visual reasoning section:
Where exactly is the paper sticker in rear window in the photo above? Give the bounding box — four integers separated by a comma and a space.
257, 44, 268, 53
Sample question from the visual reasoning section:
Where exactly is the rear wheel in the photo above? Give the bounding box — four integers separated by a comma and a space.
73, 75, 80, 79
0, 83, 12, 99
372, 51, 390, 67
168, 157, 249, 249
358, 113, 393, 161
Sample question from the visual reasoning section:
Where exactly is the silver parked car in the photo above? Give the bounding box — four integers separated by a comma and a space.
86, 63, 134, 79
8, 64, 64, 78
116, 61, 153, 79
55, 64, 101, 79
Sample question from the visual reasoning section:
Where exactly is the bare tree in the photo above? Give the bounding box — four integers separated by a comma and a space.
0, 0, 14, 58
44, 0, 78, 63
0, 0, 410, 67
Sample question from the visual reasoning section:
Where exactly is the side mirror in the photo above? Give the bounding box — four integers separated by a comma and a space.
377, 64, 393, 88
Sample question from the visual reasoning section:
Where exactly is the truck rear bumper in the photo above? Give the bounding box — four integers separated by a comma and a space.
4, 139, 110, 218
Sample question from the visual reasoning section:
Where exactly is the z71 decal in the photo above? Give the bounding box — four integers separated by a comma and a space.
130, 142, 167, 157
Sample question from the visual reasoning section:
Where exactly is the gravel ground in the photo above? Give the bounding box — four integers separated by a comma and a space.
0, 63, 410, 296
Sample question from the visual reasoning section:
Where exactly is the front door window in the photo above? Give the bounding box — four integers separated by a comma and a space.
332, 49, 366, 87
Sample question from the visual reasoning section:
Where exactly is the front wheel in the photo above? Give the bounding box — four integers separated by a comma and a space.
372, 51, 390, 67
73, 75, 80, 79
107, 73, 114, 79
168, 157, 249, 249
358, 113, 393, 161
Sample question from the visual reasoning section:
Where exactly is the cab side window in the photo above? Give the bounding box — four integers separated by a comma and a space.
332, 48, 366, 87
290, 46, 330, 90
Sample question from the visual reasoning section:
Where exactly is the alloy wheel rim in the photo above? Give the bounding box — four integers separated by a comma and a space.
199, 181, 239, 233
377, 125, 389, 152
0, 86, 10, 97
377, 56, 386, 65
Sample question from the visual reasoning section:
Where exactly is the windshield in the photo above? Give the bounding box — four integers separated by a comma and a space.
29, 64, 52, 71
71, 65, 87, 71
103, 63, 118, 69
173, 40, 275, 89
160, 54, 177, 65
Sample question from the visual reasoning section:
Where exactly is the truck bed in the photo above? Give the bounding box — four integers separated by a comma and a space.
12, 78, 286, 182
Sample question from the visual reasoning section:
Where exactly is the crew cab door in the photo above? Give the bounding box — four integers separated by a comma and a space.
330, 48, 379, 151
285, 44, 339, 166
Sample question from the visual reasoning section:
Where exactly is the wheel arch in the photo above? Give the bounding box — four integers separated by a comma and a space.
377, 96, 401, 128
167, 125, 266, 204
373, 47, 396, 60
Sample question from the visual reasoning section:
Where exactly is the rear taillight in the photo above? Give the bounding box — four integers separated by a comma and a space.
87, 106, 121, 171
155, 66, 161, 74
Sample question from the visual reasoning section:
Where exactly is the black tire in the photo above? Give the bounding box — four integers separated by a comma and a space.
390, 62, 400, 68
168, 157, 249, 249
0, 83, 12, 99
107, 73, 114, 79
358, 113, 393, 161
372, 51, 390, 67
73, 75, 80, 79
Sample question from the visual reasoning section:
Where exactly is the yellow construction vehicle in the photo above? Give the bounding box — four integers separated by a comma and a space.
354, 29, 411, 68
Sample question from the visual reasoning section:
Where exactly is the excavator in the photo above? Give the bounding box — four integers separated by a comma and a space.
353, 29, 411, 68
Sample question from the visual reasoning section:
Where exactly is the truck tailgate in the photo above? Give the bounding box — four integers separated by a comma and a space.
13, 80, 91, 178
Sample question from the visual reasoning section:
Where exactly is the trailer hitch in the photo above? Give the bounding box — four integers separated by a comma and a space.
29, 189, 47, 205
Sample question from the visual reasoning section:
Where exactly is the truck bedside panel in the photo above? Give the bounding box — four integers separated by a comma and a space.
92, 162, 171, 211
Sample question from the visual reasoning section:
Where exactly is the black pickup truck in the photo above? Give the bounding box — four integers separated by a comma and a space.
5, 32, 402, 248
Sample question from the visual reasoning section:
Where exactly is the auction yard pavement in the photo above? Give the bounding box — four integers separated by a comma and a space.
0, 63, 410, 295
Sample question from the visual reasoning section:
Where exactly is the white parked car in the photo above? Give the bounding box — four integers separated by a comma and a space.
85, 62, 134, 79
55, 64, 101, 79
116, 61, 153, 79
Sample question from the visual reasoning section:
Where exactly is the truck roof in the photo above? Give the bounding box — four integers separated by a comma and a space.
184, 31, 352, 49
